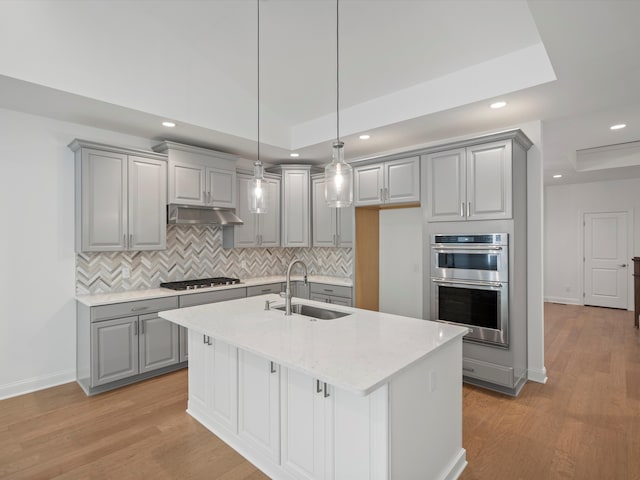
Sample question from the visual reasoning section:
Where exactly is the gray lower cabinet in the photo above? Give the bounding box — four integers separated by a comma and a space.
77, 296, 182, 395
179, 326, 189, 362
246, 283, 282, 297
309, 283, 352, 306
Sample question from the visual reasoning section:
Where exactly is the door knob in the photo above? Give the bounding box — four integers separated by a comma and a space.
619, 264, 627, 267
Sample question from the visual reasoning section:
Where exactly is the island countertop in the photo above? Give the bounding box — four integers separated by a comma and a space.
159, 294, 468, 396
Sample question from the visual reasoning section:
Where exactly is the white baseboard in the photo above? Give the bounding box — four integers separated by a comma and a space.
527, 367, 548, 384
441, 448, 467, 480
0, 369, 76, 401
544, 296, 581, 305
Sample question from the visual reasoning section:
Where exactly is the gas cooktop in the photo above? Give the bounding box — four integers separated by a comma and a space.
160, 277, 241, 291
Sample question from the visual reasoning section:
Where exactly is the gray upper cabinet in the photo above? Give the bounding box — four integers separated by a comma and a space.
224, 174, 280, 248
268, 165, 319, 248
128, 156, 168, 250
311, 175, 353, 248
425, 140, 513, 222
153, 141, 237, 209
70, 140, 167, 252
354, 156, 420, 206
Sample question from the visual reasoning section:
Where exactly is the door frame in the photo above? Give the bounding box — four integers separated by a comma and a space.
579, 209, 634, 310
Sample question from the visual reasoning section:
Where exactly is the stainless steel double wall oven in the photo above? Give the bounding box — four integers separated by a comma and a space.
430, 233, 509, 347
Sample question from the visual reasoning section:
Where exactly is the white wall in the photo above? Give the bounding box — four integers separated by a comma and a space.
379, 208, 423, 318
545, 178, 640, 306
0, 107, 155, 399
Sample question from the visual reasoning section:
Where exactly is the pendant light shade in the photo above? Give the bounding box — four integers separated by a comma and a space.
249, 0, 268, 214
325, 141, 352, 207
325, 0, 352, 207
249, 161, 268, 213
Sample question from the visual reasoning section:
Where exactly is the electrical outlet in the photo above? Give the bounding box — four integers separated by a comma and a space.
122, 267, 131, 279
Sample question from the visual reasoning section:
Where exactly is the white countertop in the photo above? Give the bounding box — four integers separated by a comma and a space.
75, 275, 352, 307
159, 294, 468, 396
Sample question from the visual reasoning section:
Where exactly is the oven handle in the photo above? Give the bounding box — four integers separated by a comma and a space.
432, 278, 503, 289
432, 245, 503, 251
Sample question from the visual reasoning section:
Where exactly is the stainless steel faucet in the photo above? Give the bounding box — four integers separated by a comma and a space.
281, 259, 308, 315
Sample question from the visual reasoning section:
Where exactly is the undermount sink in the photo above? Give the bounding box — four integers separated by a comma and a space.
274, 303, 351, 320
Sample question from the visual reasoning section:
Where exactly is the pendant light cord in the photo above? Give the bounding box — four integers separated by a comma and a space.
257, 0, 261, 165
336, 0, 340, 143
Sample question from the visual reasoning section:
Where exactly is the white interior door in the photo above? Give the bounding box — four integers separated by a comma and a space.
584, 212, 629, 309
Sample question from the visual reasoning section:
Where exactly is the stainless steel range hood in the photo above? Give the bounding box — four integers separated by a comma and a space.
167, 204, 244, 225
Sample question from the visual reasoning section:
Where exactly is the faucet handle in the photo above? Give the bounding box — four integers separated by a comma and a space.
265, 300, 278, 311
279, 291, 288, 299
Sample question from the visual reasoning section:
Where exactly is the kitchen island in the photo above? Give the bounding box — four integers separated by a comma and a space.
159, 294, 468, 480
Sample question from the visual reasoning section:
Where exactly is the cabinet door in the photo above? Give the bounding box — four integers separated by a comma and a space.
91, 316, 139, 387
81, 148, 127, 251
238, 350, 280, 462
282, 169, 310, 247
234, 175, 259, 247
337, 207, 354, 248
128, 156, 167, 250
281, 368, 333, 480
179, 326, 188, 363
466, 140, 512, 220
384, 156, 420, 204
139, 313, 179, 374
169, 161, 206, 205
207, 167, 236, 208
424, 149, 466, 222
188, 331, 208, 412
259, 178, 281, 247
354, 164, 384, 206
312, 177, 337, 247
210, 338, 239, 434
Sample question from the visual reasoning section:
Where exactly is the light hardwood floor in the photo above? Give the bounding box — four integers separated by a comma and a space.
1, 303, 639, 479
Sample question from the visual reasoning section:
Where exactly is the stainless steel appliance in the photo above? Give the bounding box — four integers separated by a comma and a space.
160, 277, 241, 291
430, 233, 509, 347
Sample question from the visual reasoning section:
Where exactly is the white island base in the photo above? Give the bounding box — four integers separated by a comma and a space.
160, 296, 467, 480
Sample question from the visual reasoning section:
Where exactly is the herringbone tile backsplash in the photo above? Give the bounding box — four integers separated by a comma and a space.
76, 225, 353, 294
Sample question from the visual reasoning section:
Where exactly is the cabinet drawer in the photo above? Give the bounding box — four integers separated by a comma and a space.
247, 283, 282, 297
462, 358, 513, 388
179, 287, 246, 308
310, 283, 351, 299
91, 296, 178, 322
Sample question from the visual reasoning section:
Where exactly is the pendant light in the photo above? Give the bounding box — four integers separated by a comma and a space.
325, 0, 352, 207
249, 0, 268, 214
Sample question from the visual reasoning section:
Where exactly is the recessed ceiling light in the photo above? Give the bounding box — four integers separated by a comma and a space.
359, 134, 371, 140
289, 153, 300, 158
610, 124, 626, 130
553, 174, 562, 179
490, 101, 507, 109
162, 121, 176, 128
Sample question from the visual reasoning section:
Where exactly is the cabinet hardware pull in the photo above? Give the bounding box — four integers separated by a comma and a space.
460, 203, 464, 217
380, 188, 384, 202
270, 361, 276, 374
323, 382, 330, 398
203, 191, 207, 204
129, 234, 133, 247
134, 321, 138, 336
262, 289, 271, 293
463, 367, 475, 373
384, 187, 389, 202
131, 306, 148, 312
324, 289, 334, 293
467, 202, 471, 217
203, 334, 207, 344
208, 336, 213, 346
619, 264, 627, 268
316, 379, 323, 393
123, 234, 127, 247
